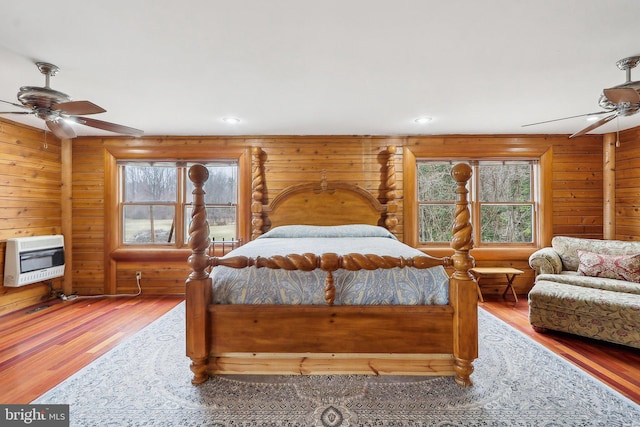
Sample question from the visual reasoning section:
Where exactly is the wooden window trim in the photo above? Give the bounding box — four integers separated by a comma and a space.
103, 144, 250, 292
403, 143, 553, 259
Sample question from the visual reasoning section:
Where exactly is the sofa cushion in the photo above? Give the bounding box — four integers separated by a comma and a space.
577, 250, 640, 283
529, 280, 640, 322
528, 280, 640, 348
551, 236, 640, 271
536, 273, 640, 295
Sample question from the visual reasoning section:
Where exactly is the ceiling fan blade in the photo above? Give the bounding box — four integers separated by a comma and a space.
46, 119, 77, 139
67, 116, 143, 136
569, 114, 617, 138
52, 100, 106, 115
0, 98, 31, 110
522, 111, 609, 127
0, 111, 33, 115
603, 87, 640, 104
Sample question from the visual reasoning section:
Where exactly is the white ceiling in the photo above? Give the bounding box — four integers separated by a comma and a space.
1, 0, 640, 138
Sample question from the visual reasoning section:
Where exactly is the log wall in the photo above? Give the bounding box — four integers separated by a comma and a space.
405, 134, 604, 239
1, 116, 629, 308
0, 119, 62, 314
71, 136, 399, 296
405, 134, 604, 293
615, 127, 640, 240
68, 134, 604, 297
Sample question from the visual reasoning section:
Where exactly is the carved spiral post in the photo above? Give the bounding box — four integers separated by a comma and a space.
450, 163, 474, 276
186, 164, 213, 384
209, 252, 448, 306
251, 147, 265, 240
188, 165, 211, 280
384, 145, 398, 234
449, 163, 477, 387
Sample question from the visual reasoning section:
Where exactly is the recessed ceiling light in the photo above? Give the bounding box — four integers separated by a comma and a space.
222, 117, 241, 124
414, 116, 433, 124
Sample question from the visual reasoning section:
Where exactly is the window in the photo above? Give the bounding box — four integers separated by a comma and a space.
184, 162, 238, 243
417, 160, 537, 246
120, 161, 238, 246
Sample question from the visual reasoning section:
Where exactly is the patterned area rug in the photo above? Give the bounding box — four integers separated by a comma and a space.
34, 303, 640, 426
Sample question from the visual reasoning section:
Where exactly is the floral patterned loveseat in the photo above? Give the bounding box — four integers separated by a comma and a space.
528, 236, 640, 348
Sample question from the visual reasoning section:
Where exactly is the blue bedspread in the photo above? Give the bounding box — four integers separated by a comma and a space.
209, 225, 449, 305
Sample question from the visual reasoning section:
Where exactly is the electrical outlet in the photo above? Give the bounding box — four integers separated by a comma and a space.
136, 271, 142, 280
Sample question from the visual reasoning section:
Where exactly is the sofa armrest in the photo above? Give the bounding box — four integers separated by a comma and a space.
529, 247, 563, 275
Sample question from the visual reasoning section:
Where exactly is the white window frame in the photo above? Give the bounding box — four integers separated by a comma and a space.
417, 159, 539, 247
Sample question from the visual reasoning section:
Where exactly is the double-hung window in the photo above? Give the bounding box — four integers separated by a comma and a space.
120, 161, 238, 247
417, 160, 537, 247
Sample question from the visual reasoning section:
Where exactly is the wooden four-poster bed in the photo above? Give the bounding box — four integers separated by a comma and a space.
185, 146, 478, 387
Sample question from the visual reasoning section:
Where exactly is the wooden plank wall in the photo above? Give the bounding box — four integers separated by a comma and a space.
406, 134, 604, 294
0, 119, 62, 314
71, 136, 401, 296
68, 134, 605, 297
255, 136, 405, 234
71, 139, 107, 295
552, 136, 605, 238
405, 134, 604, 239
615, 127, 640, 240
0, 116, 619, 305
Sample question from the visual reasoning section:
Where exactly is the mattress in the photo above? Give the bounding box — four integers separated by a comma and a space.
209, 224, 449, 305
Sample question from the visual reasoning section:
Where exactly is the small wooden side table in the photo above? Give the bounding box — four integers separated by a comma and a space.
470, 267, 523, 303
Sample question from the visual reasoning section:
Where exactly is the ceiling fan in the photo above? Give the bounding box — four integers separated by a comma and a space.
523, 56, 640, 138
0, 62, 143, 139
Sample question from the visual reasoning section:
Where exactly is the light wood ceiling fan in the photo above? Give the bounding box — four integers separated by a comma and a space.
523, 56, 640, 138
0, 62, 143, 139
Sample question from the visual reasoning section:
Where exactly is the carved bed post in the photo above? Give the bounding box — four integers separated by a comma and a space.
186, 164, 213, 384
384, 145, 398, 233
251, 147, 265, 240
449, 163, 478, 387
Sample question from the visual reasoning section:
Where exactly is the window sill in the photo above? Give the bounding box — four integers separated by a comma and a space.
110, 247, 191, 262
418, 246, 538, 261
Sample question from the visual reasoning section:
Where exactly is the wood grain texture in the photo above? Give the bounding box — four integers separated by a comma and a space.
210, 353, 457, 376
0, 295, 636, 405
209, 305, 454, 354
615, 127, 640, 240
0, 295, 183, 404
3, 114, 635, 303
65, 132, 613, 298
0, 118, 63, 313
185, 161, 478, 387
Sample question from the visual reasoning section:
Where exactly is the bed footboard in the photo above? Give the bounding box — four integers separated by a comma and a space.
185, 159, 477, 386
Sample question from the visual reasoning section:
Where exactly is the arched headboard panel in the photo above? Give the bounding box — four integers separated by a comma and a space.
251, 145, 398, 238
264, 179, 386, 229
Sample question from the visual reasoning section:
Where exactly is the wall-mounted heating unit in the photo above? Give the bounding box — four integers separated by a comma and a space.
3, 235, 65, 287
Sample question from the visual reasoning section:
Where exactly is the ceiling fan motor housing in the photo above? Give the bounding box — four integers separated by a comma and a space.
597, 56, 640, 115
17, 86, 71, 110
1, 61, 143, 139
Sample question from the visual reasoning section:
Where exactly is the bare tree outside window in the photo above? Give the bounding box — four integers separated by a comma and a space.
417, 162, 456, 242
120, 161, 238, 246
186, 163, 238, 242
417, 160, 536, 245
123, 164, 176, 244
478, 162, 533, 243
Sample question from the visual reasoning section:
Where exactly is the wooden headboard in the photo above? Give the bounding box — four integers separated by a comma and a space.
250, 146, 398, 239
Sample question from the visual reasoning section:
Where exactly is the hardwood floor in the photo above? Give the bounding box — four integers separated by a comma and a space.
0, 295, 183, 404
0, 293, 638, 405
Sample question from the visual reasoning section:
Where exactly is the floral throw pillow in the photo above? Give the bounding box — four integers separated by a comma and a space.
577, 250, 640, 283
